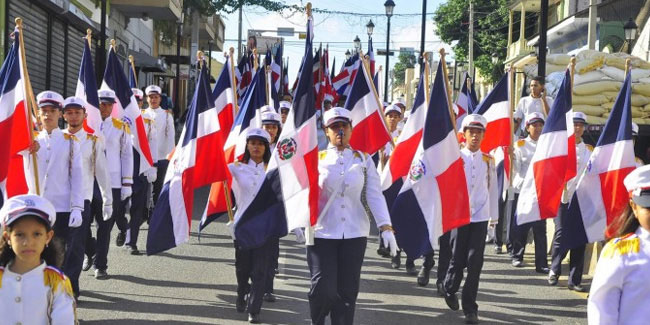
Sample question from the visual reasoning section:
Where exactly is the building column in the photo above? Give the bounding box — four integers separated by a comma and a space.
519, 3, 527, 52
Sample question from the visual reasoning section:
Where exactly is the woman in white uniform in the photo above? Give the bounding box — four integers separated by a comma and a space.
308, 107, 398, 325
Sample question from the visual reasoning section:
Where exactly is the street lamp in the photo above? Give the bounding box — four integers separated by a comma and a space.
345, 50, 351, 60
491, 52, 499, 64
384, 0, 395, 102
354, 35, 361, 53
624, 18, 638, 54
366, 20, 375, 37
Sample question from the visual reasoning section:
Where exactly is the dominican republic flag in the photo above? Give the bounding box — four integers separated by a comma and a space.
102, 45, 154, 174
236, 54, 252, 99
563, 70, 636, 248
234, 15, 319, 249
76, 40, 102, 134
317, 48, 339, 108
147, 64, 230, 255
389, 61, 471, 257
380, 68, 427, 210
368, 36, 375, 76
455, 72, 477, 130
474, 72, 511, 153
330, 57, 336, 80
373, 71, 382, 101
313, 45, 322, 95
271, 44, 282, 93
265, 49, 280, 110
282, 60, 289, 97
516, 69, 576, 225
0, 28, 32, 200
343, 56, 391, 154
332, 54, 360, 96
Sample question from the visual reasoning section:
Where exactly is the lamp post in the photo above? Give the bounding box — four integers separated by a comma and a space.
345, 50, 351, 61
624, 18, 638, 55
384, 0, 395, 103
354, 35, 361, 53
366, 20, 375, 37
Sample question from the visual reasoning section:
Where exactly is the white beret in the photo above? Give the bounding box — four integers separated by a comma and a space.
36, 91, 64, 108
323, 107, 352, 127
1, 194, 56, 229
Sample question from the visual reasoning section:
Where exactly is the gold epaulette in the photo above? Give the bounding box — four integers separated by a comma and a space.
319, 150, 328, 160
43, 266, 74, 298
353, 150, 368, 160
86, 133, 97, 142
33, 130, 39, 138
63, 133, 78, 141
233, 161, 240, 166
112, 117, 124, 130
585, 144, 594, 151
482, 153, 493, 162
601, 234, 641, 258
516, 139, 526, 147
0, 266, 4, 289
144, 118, 153, 125
123, 123, 131, 135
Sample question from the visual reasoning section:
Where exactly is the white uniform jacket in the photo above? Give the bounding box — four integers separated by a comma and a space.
562, 141, 593, 204
512, 137, 537, 193
24, 128, 84, 213
316, 146, 391, 239
100, 117, 133, 189
588, 227, 650, 324
229, 160, 266, 226
0, 263, 77, 325
514, 96, 554, 123
460, 147, 498, 223
144, 107, 175, 162
65, 129, 113, 207
142, 109, 159, 164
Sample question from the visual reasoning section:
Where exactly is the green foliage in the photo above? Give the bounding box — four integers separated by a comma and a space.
393, 52, 416, 86
434, 0, 509, 83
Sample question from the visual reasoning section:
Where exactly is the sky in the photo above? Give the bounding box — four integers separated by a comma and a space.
214, 0, 454, 82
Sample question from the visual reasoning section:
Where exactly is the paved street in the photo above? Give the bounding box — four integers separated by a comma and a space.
76, 212, 588, 325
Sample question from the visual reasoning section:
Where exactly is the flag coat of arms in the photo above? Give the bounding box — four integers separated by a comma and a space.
76, 40, 101, 134
516, 68, 576, 225
147, 64, 230, 255
563, 70, 636, 248
234, 15, 319, 249
389, 62, 471, 258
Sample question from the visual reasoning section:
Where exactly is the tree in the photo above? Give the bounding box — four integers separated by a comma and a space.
393, 52, 416, 86
434, 0, 509, 83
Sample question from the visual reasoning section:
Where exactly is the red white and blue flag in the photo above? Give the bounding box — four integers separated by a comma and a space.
102, 45, 154, 174
76, 39, 102, 134
234, 15, 319, 248
236, 54, 252, 100
271, 44, 282, 93
389, 62, 471, 257
455, 72, 477, 130
368, 36, 375, 76
563, 70, 636, 247
474, 72, 511, 153
0, 28, 32, 200
343, 57, 391, 154
516, 69, 576, 225
332, 54, 360, 96
147, 64, 230, 254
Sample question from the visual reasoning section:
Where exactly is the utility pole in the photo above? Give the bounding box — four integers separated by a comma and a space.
468, 0, 474, 79
97, 0, 107, 83
237, 3, 243, 60
587, 0, 597, 50
538, 0, 549, 78
419, 0, 426, 65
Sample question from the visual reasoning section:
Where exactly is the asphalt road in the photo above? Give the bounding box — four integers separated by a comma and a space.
76, 212, 588, 325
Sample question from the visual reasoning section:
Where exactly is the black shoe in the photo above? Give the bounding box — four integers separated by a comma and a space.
377, 247, 390, 258
116, 232, 126, 247
391, 253, 401, 269
511, 259, 523, 267
405, 263, 417, 275
94, 269, 108, 280
82, 255, 94, 272
548, 273, 559, 285
127, 245, 141, 255
436, 282, 445, 297
444, 292, 459, 311
417, 267, 431, 287
248, 313, 261, 324
568, 284, 586, 292
236, 294, 246, 312
494, 246, 503, 254
536, 267, 550, 274
263, 292, 276, 302
465, 312, 479, 324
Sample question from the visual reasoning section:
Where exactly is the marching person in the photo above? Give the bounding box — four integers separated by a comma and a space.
0, 194, 77, 324
93, 89, 133, 279
442, 114, 498, 324
144, 85, 175, 207
25, 91, 84, 300
513, 76, 553, 135
279, 101, 291, 125
510, 112, 549, 273
588, 165, 650, 324
228, 128, 276, 323
377, 105, 401, 261
309, 107, 398, 325
62, 96, 113, 298
548, 112, 592, 291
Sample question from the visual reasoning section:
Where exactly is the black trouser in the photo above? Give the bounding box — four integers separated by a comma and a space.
550, 203, 585, 286
307, 237, 366, 325
494, 195, 507, 248
124, 175, 148, 247
153, 159, 169, 206
505, 194, 520, 254
54, 211, 83, 296
265, 237, 280, 294
85, 187, 103, 259
512, 217, 548, 269
444, 222, 488, 315
93, 188, 127, 271
234, 239, 273, 314
436, 231, 452, 285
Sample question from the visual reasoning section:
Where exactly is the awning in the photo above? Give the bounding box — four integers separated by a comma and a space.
128, 49, 166, 73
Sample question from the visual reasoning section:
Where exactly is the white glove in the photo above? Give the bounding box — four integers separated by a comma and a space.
102, 205, 113, 221
121, 186, 132, 201
68, 210, 83, 228
381, 230, 398, 257
293, 228, 305, 244
226, 220, 236, 239
146, 168, 157, 183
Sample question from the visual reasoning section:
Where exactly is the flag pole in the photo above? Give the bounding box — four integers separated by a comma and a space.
129, 55, 138, 87
265, 64, 271, 106
439, 48, 458, 132
228, 47, 240, 116
625, 58, 631, 75
86, 28, 92, 47
359, 50, 395, 148
15, 18, 41, 195
423, 52, 431, 106
304, 1, 316, 247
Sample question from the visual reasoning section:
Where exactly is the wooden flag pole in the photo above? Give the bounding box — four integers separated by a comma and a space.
111, 39, 116, 52
129, 55, 138, 87
624, 58, 632, 75
423, 52, 431, 106
15, 18, 40, 195
228, 47, 240, 116
265, 64, 271, 106
439, 48, 458, 132
508, 67, 515, 186
569, 57, 576, 89
86, 28, 92, 47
